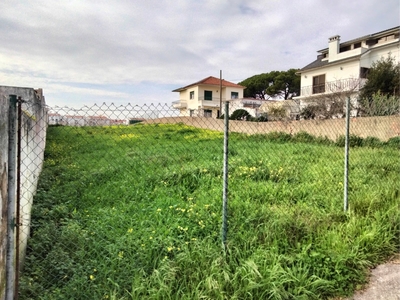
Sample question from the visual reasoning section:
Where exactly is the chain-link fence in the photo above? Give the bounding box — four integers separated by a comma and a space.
3, 97, 400, 299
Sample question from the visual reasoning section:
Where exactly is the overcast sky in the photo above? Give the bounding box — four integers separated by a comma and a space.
1, 0, 399, 108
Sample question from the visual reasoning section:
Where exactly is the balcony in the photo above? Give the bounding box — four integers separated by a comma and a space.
172, 100, 187, 109
197, 97, 226, 108
240, 99, 264, 108
297, 78, 367, 98
173, 97, 259, 110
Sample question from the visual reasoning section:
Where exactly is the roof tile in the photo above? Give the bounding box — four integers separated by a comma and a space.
173, 76, 245, 92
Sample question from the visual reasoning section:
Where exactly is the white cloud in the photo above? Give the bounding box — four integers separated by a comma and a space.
0, 0, 398, 108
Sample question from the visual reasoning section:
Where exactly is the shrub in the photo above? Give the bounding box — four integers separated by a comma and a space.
359, 92, 400, 116
249, 113, 268, 122
386, 136, 400, 149
362, 136, 383, 148
315, 136, 334, 146
336, 135, 364, 147
230, 109, 251, 121
256, 113, 268, 122
264, 131, 292, 143
292, 131, 317, 143
268, 106, 287, 121
300, 105, 318, 119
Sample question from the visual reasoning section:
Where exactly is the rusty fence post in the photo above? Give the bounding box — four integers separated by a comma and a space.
6, 95, 17, 300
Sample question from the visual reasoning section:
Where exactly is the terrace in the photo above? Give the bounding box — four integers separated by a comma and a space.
296, 78, 367, 99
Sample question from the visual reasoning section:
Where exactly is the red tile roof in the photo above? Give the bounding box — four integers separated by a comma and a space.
172, 76, 245, 92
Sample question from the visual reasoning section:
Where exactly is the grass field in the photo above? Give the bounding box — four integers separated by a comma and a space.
20, 123, 400, 299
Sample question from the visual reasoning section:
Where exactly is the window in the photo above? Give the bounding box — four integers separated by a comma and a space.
204, 109, 212, 117
231, 92, 239, 99
204, 90, 212, 100
366, 39, 378, 47
339, 45, 351, 53
360, 67, 369, 79
190, 91, 194, 99
189, 110, 195, 117
353, 42, 361, 49
312, 74, 325, 94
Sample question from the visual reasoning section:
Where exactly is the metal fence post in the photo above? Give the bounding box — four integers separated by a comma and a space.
222, 100, 229, 253
343, 96, 350, 212
15, 97, 23, 300
6, 95, 17, 300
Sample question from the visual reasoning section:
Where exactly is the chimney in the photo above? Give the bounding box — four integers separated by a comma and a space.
328, 35, 340, 62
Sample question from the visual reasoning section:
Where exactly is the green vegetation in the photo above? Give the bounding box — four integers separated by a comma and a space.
20, 124, 400, 299
219, 110, 268, 122
238, 69, 300, 100
229, 109, 252, 121
359, 55, 400, 116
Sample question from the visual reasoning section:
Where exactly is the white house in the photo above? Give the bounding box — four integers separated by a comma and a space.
172, 76, 246, 118
294, 26, 400, 116
48, 113, 63, 125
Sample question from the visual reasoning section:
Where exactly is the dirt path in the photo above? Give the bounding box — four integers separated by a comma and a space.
344, 254, 400, 300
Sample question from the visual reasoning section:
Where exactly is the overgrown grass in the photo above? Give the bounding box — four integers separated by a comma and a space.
20, 124, 400, 299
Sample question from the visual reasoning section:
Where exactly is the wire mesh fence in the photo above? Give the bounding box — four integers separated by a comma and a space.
4, 98, 400, 299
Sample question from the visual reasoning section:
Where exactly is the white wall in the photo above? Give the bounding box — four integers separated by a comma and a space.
0, 87, 47, 300
360, 43, 400, 68
186, 87, 199, 110
300, 58, 361, 88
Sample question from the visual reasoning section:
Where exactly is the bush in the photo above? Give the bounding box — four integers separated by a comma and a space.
386, 136, 400, 149
230, 109, 251, 121
336, 134, 364, 147
362, 136, 383, 148
268, 106, 287, 121
292, 131, 317, 143
264, 131, 292, 143
300, 105, 318, 119
254, 113, 268, 122
359, 92, 400, 116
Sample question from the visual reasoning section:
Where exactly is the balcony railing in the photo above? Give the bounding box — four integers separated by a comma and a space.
173, 97, 266, 109
172, 100, 187, 109
197, 97, 227, 101
299, 78, 366, 97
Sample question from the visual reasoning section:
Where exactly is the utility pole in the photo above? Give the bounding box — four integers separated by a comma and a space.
219, 70, 223, 118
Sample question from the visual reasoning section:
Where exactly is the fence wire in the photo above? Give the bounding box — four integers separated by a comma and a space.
3, 99, 400, 300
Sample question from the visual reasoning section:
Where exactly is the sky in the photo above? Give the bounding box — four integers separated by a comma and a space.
1, 0, 399, 109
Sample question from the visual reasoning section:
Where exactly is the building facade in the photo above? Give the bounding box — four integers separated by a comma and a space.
172, 76, 246, 118
294, 26, 400, 116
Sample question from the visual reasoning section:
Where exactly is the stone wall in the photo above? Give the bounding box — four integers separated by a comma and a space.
0, 87, 47, 300
143, 115, 400, 141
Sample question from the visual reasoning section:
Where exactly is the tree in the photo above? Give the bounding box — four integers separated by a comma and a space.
359, 55, 400, 116
238, 69, 300, 100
